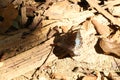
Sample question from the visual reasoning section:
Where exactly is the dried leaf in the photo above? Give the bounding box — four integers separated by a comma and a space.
0, 4, 18, 33
108, 72, 120, 80
91, 17, 112, 38
0, 0, 13, 7
82, 75, 97, 80
44, 0, 80, 19
86, 0, 120, 26
60, 26, 70, 33
50, 73, 66, 80
99, 30, 120, 56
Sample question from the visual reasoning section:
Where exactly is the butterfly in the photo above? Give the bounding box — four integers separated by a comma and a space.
54, 29, 82, 57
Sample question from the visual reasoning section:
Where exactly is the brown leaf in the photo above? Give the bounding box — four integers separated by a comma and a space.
0, 4, 18, 33
50, 73, 66, 80
99, 30, 120, 56
0, 0, 13, 7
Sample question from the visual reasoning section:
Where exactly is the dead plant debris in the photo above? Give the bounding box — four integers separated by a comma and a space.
0, 0, 120, 80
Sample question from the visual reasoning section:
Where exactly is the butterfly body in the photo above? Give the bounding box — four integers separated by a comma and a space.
54, 29, 82, 56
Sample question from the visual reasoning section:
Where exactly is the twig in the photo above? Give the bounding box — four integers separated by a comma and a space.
21, 75, 30, 80
30, 46, 54, 80
113, 57, 120, 71
86, 0, 120, 26
103, 0, 120, 9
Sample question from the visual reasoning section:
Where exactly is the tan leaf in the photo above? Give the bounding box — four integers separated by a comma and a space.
82, 75, 97, 80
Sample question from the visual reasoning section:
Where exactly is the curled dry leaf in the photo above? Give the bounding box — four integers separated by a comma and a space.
91, 17, 120, 57
99, 30, 120, 57
108, 72, 120, 80
91, 17, 112, 37
0, 4, 18, 33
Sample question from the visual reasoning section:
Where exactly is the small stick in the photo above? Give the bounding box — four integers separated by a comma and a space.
30, 46, 54, 80
103, 0, 120, 9
86, 0, 120, 26
113, 57, 120, 71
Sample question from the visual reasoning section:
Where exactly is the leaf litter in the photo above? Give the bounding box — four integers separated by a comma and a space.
0, 0, 120, 80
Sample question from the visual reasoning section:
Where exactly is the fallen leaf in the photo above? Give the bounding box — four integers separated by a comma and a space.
0, 4, 18, 33
50, 73, 66, 80
91, 17, 112, 37
99, 30, 120, 57
0, 0, 13, 7
82, 75, 97, 80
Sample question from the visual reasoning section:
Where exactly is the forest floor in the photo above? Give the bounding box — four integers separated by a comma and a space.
0, 0, 120, 80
